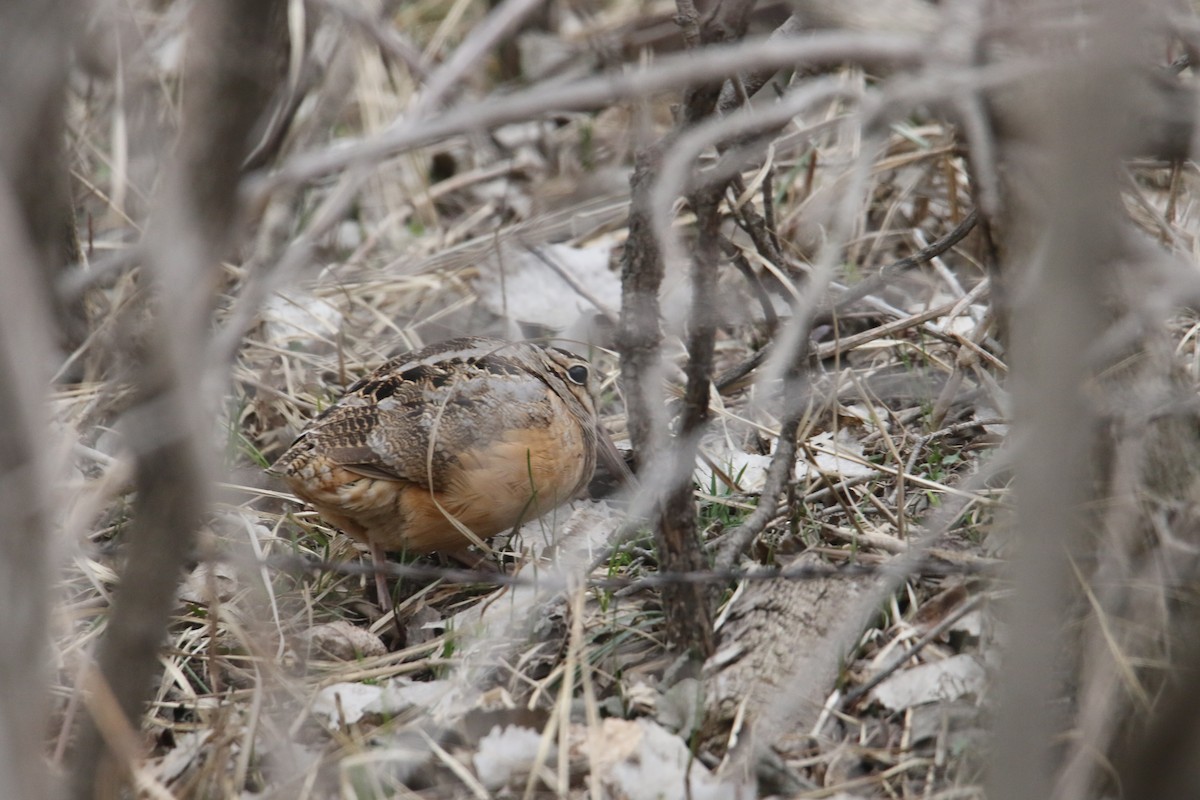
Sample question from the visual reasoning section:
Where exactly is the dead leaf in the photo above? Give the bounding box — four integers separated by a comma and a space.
472, 724, 547, 790
870, 654, 987, 712
694, 450, 772, 494
312, 679, 453, 726
913, 583, 969, 626
178, 562, 237, 605
301, 620, 386, 660
262, 288, 343, 346
578, 718, 735, 800
474, 242, 619, 332
799, 431, 878, 481
152, 730, 212, 784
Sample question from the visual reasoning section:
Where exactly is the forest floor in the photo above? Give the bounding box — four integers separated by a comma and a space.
50, 2, 1200, 798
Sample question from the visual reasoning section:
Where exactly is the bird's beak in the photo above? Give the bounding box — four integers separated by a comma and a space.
596, 424, 635, 488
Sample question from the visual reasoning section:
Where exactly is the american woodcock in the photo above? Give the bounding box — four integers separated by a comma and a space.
270, 337, 627, 611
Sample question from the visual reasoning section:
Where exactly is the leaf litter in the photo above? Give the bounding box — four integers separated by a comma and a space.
53, 2, 1200, 797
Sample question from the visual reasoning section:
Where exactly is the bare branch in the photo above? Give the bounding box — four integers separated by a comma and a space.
0, 3, 78, 796
985, 3, 1162, 799
255, 31, 926, 196
68, 2, 284, 796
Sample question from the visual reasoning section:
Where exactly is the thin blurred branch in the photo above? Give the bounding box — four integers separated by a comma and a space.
256, 31, 925, 195
413, 0, 546, 115
0, 3, 79, 797
68, 1, 284, 796
1, 1, 86, 353
986, 2, 1167, 799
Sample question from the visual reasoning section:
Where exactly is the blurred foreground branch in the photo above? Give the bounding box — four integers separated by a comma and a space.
985, 1, 1200, 798
68, 2, 284, 797
0, 4, 79, 797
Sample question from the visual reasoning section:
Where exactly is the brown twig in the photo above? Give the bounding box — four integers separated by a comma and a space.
717, 12, 808, 114
839, 593, 986, 708
617, 148, 669, 465
231, 548, 999, 589
615, 0, 760, 658
713, 407, 803, 569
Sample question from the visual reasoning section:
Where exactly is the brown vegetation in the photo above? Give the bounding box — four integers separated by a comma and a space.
2, 0, 1200, 797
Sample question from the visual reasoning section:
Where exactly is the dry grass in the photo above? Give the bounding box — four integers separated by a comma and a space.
44, 1, 1200, 798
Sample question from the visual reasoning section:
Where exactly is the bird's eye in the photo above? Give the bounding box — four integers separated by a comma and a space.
566, 364, 589, 385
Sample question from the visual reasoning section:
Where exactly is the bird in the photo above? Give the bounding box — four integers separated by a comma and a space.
269, 336, 628, 613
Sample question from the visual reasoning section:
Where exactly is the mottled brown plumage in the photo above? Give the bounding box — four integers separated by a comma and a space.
271, 337, 621, 610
